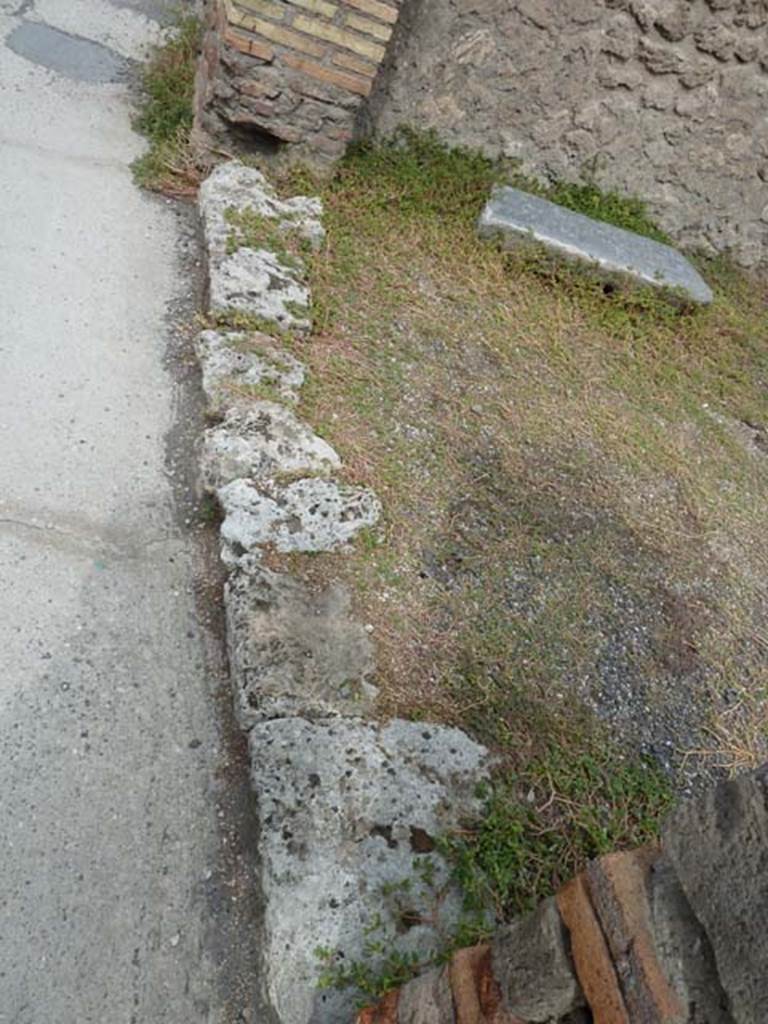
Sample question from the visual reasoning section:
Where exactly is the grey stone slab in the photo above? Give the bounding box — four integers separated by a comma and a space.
199, 161, 325, 263
224, 566, 377, 728
478, 186, 713, 305
194, 330, 306, 415
249, 716, 491, 1024
209, 247, 311, 331
647, 855, 734, 1024
200, 401, 340, 491
218, 476, 381, 555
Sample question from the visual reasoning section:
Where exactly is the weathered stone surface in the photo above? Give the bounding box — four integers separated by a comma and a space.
200, 160, 324, 260
478, 186, 713, 305
585, 849, 684, 1023
218, 476, 381, 554
250, 716, 490, 1024
368, 2, 768, 267
208, 246, 311, 330
646, 854, 734, 1024
200, 401, 340, 491
199, 160, 321, 329
224, 565, 377, 728
194, 329, 305, 414
396, 966, 455, 1024
491, 896, 583, 1022
662, 766, 768, 1024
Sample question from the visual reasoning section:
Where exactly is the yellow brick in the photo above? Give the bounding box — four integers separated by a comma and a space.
234, 0, 286, 20
292, 14, 385, 61
332, 50, 378, 77
282, 51, 372, 96
223, 25, 275, 60
344, 12, 392, 41
343, 0, 398, 25
285, 0, 337, 19
226, 4, 327, 56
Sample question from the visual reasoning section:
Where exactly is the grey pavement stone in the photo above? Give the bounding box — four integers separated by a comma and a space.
194, 329, 305, 415
478, 186, 713, 305
200, 401, 340, 492
218, 476, 381, 555
249, 716, 490, 1024
397, 966, 455, 1024
224, 566, 377, 728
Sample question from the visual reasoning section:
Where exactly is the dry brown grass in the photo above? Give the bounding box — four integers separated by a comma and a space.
270, 138, 768, 788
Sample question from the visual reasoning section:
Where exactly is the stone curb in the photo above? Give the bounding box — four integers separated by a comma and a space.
195, 160, 493, 1024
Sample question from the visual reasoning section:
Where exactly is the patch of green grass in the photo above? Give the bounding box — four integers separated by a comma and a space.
253, 132, 768, 1000
342, 128, 504, 224
441, 748, 673, 921
132, 15, 201, 195
341, 128, 670, 244
287, 128, 768, 780
542, 180, 671, 244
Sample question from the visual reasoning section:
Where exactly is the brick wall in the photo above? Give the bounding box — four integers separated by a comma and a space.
194, 0, 402, 162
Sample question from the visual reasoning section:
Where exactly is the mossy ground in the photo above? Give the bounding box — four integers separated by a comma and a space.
260, 132, 768, 923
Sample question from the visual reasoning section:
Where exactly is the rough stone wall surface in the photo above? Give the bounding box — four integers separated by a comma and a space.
366, 0, 768, 267
194, 0, 403, 162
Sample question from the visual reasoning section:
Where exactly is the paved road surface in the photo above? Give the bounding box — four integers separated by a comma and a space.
0, 3, 261, 1020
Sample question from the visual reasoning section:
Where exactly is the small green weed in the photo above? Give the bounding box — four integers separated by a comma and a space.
441, 749, 673, 920
206, 308, 295, 340
315, 858, 491, 1004
132, 15, 201, 195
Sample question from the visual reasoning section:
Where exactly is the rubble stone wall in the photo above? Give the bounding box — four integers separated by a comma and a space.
365, 0, 768, 267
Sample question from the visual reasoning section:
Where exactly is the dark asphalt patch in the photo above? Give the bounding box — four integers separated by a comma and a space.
6, 21, 131, 83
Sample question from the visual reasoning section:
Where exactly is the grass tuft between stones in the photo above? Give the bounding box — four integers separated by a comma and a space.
132, 14, 201, 196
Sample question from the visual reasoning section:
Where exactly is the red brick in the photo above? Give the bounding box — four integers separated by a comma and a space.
556, 874, 630, 1024
280, 51, 372, 96
586, 848, 683, 1023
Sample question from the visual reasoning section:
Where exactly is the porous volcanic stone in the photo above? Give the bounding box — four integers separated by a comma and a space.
209, 247, 311, 331
491, 896, 584, 1023
224, 566, 377, 728
662, 766, 768, 1024
199, 160, 325, 261
218, 476, 381, 555
396, 965, 455, 1024
249, 716, 490, 1024
647, 854, 734, 1024
478, 187, 713, 305
200, 401, 340, 491
194, 330, 305, 414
